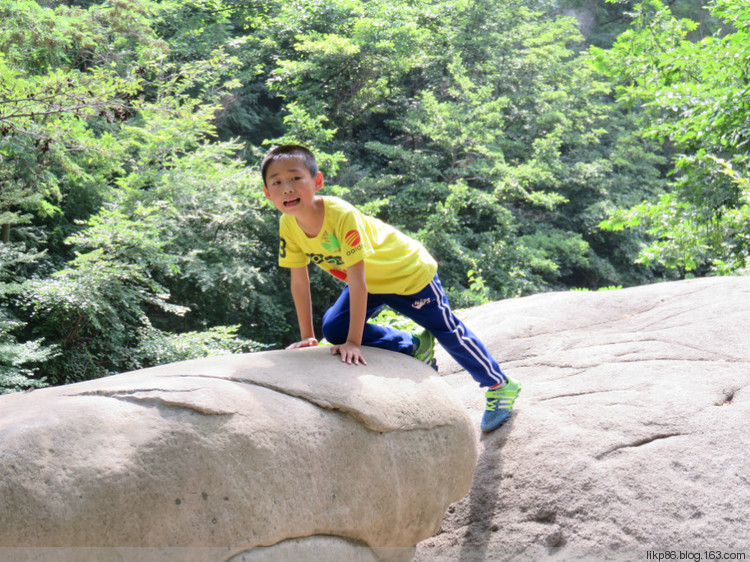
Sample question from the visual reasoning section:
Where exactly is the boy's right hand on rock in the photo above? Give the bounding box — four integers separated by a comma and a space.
286, 337, 319, 349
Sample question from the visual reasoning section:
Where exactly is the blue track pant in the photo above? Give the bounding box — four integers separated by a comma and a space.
321, 273, 507, 388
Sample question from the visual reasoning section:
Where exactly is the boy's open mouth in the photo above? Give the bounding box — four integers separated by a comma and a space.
283, 198, 301, 208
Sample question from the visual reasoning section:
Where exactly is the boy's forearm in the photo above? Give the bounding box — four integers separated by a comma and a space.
290, 266, 315, 340
346, 261, 367, 346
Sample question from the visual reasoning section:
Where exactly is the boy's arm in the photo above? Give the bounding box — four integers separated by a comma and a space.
286, 266, 318, 349
331, 259, 368, 365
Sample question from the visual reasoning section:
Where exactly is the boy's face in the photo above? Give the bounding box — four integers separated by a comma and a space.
263, 157, 324, 215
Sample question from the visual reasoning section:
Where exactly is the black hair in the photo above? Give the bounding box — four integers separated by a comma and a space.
260, 144, 319, 185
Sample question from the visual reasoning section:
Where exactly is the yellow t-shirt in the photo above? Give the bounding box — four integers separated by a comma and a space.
278, 196, 437, 295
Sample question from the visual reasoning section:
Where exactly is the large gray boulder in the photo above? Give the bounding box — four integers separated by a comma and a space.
418, 276, 750, 560
4, 276, 748, 562
0, 347, 477, 561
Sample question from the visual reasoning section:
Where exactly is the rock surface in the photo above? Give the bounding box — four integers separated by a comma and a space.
417, 276, 750, 560
0, 347, 477, 561
3, 276, 748, 562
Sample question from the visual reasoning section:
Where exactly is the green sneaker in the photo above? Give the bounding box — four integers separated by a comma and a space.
412, 329, 437, 371
480, 378, 521, 432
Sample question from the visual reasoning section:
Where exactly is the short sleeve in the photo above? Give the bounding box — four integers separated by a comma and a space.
278, 218, 309, 268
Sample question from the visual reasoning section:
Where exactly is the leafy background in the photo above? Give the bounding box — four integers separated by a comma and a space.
1, 0, 747, 392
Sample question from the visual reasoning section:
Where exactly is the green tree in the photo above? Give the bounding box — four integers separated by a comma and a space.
341, 0, 667, 294
594, 0, 750, 274
18, 71, 271, 384
0, 242, 56, 393
1, 0, 276, 386
0, 0, 150, 389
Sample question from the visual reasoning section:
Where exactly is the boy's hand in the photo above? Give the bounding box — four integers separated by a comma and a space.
331, 341, 367, 366
286, 337, 318, 349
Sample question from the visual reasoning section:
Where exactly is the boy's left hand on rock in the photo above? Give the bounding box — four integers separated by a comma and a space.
331, 341, 367, 366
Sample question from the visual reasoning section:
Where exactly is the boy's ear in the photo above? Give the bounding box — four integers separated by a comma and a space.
314, 171, 324, 191
262, 183, 271, 199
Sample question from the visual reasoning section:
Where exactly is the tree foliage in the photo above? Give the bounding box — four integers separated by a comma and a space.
594, 0, 750, 274
1, 0, 264, 389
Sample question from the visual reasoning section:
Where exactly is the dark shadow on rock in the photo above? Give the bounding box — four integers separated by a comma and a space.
456, 416, 518, 562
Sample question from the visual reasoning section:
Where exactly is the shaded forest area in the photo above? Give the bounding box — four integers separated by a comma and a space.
2, 0, 748, 392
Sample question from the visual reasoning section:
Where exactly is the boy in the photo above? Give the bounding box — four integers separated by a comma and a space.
261, 144, 520, 432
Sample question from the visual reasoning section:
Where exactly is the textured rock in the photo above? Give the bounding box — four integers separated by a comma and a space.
418, 276, 750, 560
0, 347, 477, 561
4, 276, 748, 562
